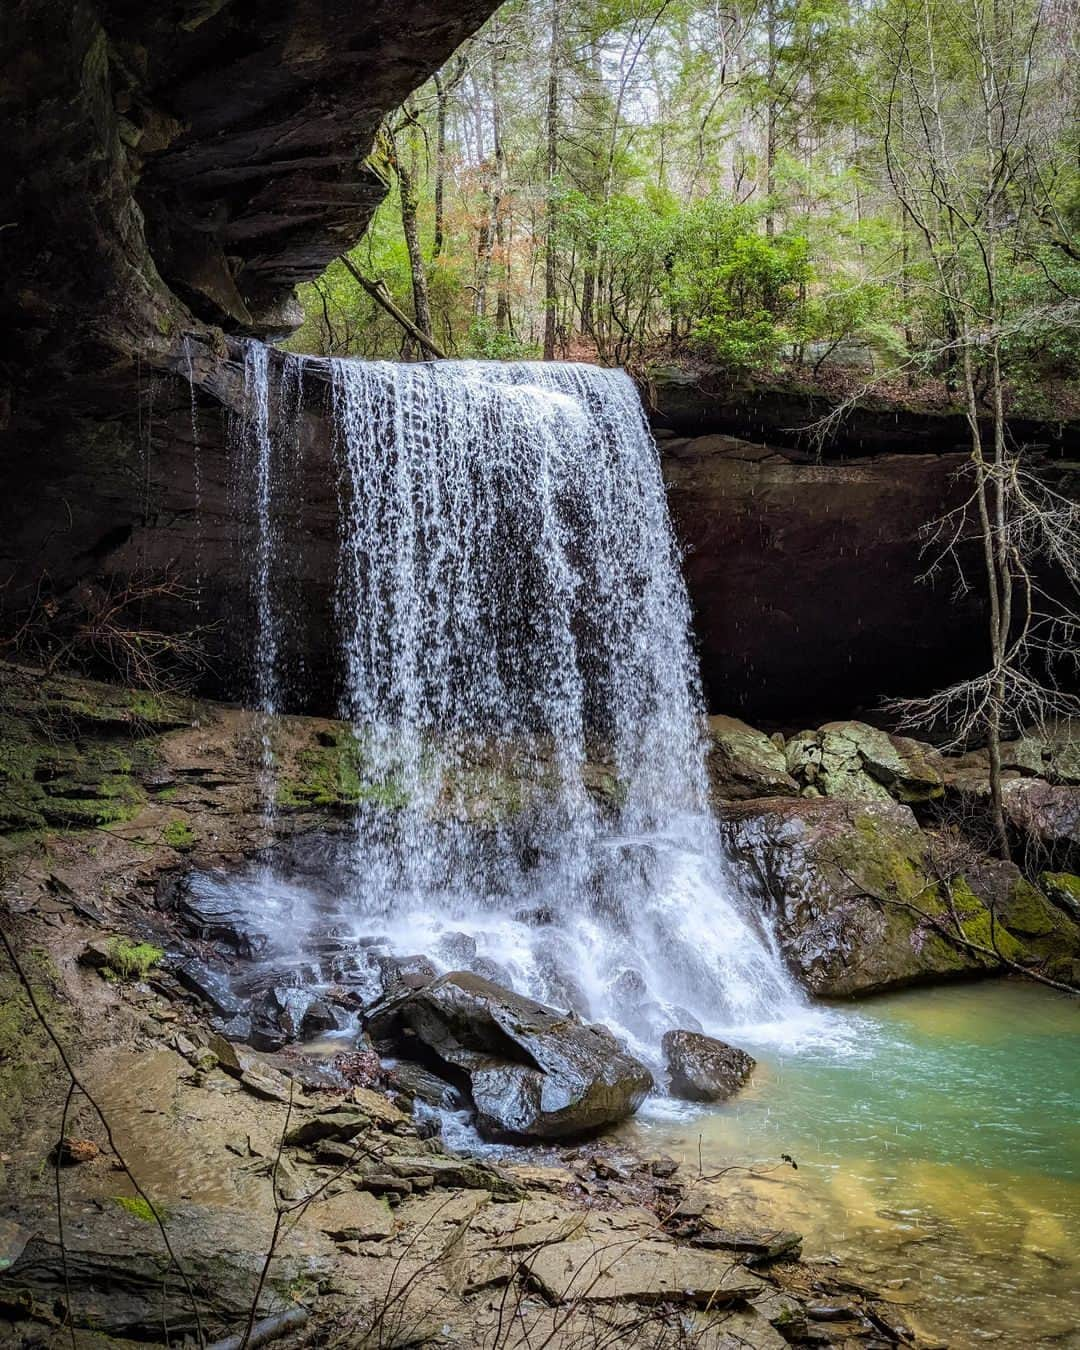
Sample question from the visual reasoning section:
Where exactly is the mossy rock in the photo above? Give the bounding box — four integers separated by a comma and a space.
945, 878, 1025, 961
707, 715, 798, 800
0, 667, 169, 840
719, 797, 1016, 996
276, 728, 408, 813
962, 861, 1080, 969
82, 936, 165, 983
162, 818, 197, 851
0, 944, 70, 1140
1039, 871, 1080, 920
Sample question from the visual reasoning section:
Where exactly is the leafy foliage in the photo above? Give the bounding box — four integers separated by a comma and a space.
286, 0, 1078, 405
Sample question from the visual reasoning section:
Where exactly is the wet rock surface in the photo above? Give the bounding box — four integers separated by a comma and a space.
0, 1019, 916, 1350
663, 1029, 756, 1102
708, 716, 799, 800
367, 972, 654, 1140
719, 794, 1079, 995
0, 667, 1066, 1346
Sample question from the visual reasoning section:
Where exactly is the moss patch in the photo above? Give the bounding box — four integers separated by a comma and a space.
0, 669, 170, 841
948, 879, 1025, 961
277, 731, 406, 812
0, 664, 205, 853
1040, 872, 1080, 911
112, 1195, 167, 1223
162, 818, 197, 851
104, 939, 164, 982
832, 811, 941, 907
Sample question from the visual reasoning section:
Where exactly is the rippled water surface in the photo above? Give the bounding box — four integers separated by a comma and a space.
620, 981, 1080, 1348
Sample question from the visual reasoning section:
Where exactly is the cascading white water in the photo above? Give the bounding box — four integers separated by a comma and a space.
325, 357, 806, 1056
232, 340, 283, 830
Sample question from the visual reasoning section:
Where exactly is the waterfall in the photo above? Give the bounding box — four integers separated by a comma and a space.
217, 346, 807, 1055
233, 341, 282, 828
183, 337, 203, 610
325, 358, 804, 1052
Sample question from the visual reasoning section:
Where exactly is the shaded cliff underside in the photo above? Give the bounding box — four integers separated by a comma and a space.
1, 0, 495, 395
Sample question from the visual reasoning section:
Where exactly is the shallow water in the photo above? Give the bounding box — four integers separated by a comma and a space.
620, 981, 1080, 1349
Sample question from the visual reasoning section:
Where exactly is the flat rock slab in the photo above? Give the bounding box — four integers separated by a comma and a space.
0, 1203, 334, 1338
383, 1153, 526, 1200
523, 1236, 764, 1306
306, 1189, 394, 1242
692, 1227, 802, 1265
490, 1215, 587, 1251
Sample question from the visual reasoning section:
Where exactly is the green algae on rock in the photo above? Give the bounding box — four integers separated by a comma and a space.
719, 795, 1072, 996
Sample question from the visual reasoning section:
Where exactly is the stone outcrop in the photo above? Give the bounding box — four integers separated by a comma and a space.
707, 716, 798, 799
711, 709, 1080, 992
719, 793, 1080, 995
7, 372, 1066, 725
366, 972, 654, 1140
1003, 779, 1080, 868
646, 363, 1080, 457
662, 1030, 756, 1102
784, 721, 944, 803
1, 1, 500, 720
1, 0, 496, 397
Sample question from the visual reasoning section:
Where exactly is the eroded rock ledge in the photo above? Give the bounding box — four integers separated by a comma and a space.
1, 0, 495, 411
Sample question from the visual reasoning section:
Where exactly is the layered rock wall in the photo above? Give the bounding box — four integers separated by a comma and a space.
4, 349, 1075, 721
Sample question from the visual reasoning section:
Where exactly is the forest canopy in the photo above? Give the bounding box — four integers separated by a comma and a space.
286, 0, 1080, 409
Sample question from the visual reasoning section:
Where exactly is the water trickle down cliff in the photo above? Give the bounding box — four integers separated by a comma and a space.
220, 350, 806, 1055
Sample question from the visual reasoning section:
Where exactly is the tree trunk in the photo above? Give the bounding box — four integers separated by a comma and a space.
431, 54, 467, 263
543, 0, 561, 361
959, 328, 1010, 859
338, 256, 447, 360
764, 0, 778, 237
392, 118, 434, 344
433, 73, 449, 261
491, 46, 511, 334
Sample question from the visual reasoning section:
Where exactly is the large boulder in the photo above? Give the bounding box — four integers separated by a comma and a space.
1003, 780, 1080, 867
785, 722, 943, 804
707, 716, 798, 800
366, 972, 653, 1141
1002, 721, 1080, 783
662, 1030, 755, 1102
719, 796, 1074, 996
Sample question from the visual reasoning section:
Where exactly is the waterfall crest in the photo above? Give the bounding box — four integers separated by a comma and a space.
233, 347, 805, 1057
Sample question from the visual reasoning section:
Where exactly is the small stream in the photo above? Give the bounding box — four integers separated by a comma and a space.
618, 981, 1080, 1348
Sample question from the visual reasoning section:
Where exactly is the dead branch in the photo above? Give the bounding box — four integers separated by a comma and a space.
337, 256, 448, 359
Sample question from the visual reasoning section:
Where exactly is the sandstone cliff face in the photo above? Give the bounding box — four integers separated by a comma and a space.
3, 347, 1074, 722
1, 0, 495, 406
661, 433, 990, 720
1, 1, 497, 704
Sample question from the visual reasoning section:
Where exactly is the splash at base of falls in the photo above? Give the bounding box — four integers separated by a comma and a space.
225, 350, 817, 1066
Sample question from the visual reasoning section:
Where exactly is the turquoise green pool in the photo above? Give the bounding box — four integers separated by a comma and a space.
620, 981, 1080, 1348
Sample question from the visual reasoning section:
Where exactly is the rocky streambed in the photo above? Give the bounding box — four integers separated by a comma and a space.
1, 664, 1078, 1347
